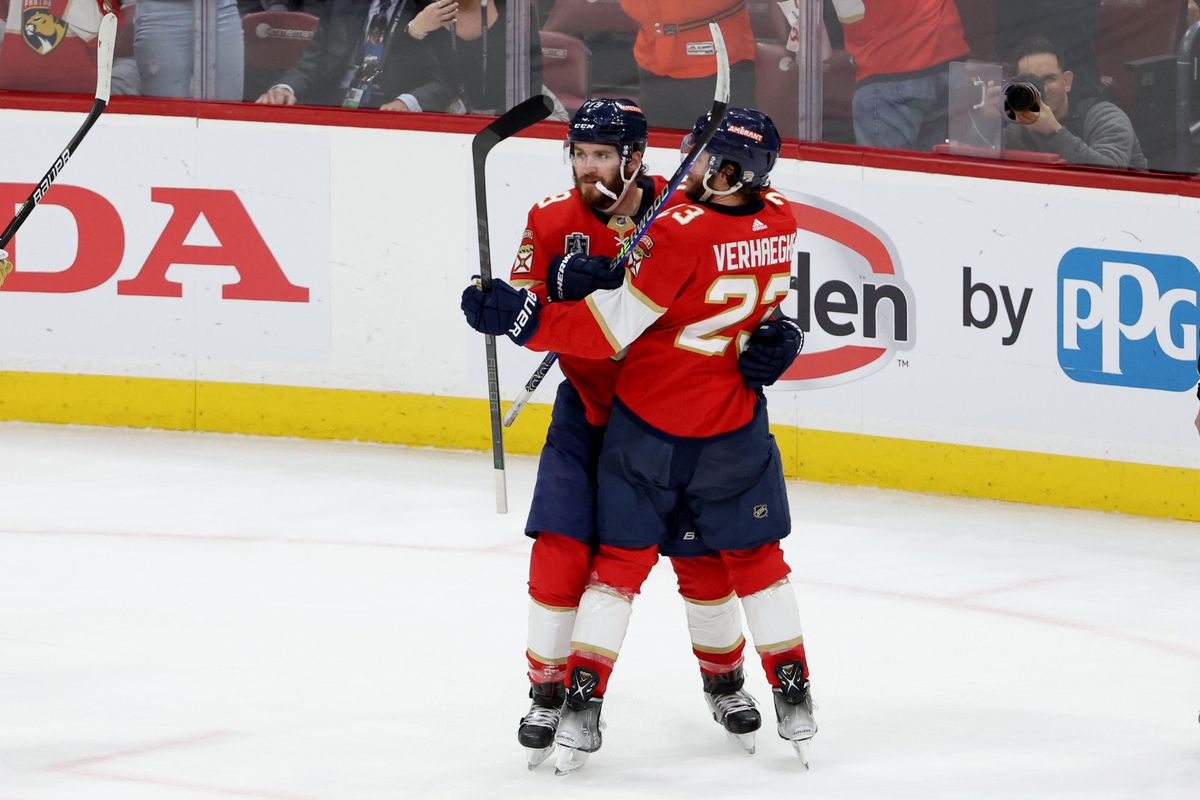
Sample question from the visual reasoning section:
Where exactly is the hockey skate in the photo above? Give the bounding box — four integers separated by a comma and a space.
518, 681, 564, 769
773, 661, 817, 768
702, 667, 761, 754
553, 667, 604, 775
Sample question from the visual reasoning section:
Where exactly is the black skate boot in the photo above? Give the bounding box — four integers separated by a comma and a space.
553, 666, 604, 775
772, 661, 817, 767
518, 681, 564, 769
702, 667, 761, 754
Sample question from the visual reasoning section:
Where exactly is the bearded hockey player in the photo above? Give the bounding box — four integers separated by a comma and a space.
463, 108, 815, 772
498, 99, 802, 769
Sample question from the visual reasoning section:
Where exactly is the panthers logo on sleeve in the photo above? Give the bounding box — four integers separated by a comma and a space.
625, 234, 655, 277
512, 229, 535, 274
22, 3, 68, 55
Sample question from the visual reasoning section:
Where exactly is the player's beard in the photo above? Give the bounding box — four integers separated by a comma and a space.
574, 169, 625, 209
682, 171, 707, 203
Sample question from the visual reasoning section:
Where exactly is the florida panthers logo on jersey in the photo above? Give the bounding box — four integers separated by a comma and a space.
625, 233, 655, 277
564, 232, 590, 255
22, 2, 68, 55
512, 229, 534, 274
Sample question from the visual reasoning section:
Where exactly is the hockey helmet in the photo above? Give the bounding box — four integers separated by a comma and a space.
685, 107, 782, 190
567, 98, 648, 161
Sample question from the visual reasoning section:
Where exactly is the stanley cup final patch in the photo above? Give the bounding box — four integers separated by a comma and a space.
22, 1, 68, 55
564, 232, 590, 255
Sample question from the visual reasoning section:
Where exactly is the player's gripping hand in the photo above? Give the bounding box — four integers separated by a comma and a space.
0, 249, 12, 288
739, 317, 804, 388
546, 253, 622, 302
461, 277, 541, 346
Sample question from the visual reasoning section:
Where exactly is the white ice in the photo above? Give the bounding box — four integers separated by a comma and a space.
1, 423, 1197, 800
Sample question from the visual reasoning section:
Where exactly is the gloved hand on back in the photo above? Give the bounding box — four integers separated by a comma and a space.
546, 253, 623, 302
738, 317, 804, 388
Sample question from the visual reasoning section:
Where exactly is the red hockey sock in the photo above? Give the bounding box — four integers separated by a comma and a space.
527, 531, 593, 608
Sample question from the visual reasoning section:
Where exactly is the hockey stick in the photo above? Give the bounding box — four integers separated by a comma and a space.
472, 94, 556, 513
0, 12, 117, 286
502, 21, 730, 428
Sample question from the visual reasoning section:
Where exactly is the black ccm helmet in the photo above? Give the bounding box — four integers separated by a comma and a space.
567, 98, 649, 210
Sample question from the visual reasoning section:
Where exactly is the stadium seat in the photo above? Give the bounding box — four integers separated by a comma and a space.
543, 0, 638, 35
755, 39, 858, 143
755, 41, 799, 139
1096, 0, 1187, 110
540, 30, 590, 115
953, 0, 998, 59
241, 11, 320, 101
543, 0, 639, 107
1096, 0, 1189, 169
747, 0, 791, 43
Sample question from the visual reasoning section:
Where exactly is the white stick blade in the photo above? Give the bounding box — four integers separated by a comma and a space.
709, 22, 731, 104
503, 392, 531, 427
495, 469, 508, 514
95, 13, 118, 104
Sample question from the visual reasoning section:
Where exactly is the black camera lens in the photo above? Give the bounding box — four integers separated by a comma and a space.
1004, 81, 1041, 115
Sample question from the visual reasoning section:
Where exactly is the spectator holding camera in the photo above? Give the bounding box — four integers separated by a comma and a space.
1002, 36, 1147, 170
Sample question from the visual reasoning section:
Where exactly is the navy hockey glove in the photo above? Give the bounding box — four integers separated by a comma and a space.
460, 277, 541, 346
546, 253, 623, 302
739, 317, 804, 388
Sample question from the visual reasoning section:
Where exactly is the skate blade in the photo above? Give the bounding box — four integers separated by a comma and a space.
725, 730, 756, 755
553, 747, 590, 775
791, 739, 811, 769
525, 744, 554, 770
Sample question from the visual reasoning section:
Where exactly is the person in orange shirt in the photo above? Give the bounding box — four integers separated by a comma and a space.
839, 0, 969, 151
619, 0, 757, 129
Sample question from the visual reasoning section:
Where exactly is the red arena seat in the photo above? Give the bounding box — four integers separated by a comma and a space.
543, 0, 638, 35
747, 0, 792, 43
541, 30, 591, 115
241, 11, 320, 101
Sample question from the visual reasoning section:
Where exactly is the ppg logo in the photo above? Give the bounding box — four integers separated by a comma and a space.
1058, 248, 1200, 391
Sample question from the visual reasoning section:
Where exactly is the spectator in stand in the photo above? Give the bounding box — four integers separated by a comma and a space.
1002, 36, 1148, 170
1190, 0, 1200, 28
618, 1, 757, 130
994, 1, 1102, 96
256, 0, 452, 108
378, 0, 551, 116
839, 0, 969, 151
134, 0, 245, 100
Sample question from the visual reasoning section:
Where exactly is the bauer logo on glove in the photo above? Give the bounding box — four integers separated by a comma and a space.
461, 277, 542, 346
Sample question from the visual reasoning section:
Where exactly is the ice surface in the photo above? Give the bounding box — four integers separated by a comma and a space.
1, 423, 1197, 799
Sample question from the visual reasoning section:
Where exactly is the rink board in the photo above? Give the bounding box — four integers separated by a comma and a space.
0, 105, 1196, 521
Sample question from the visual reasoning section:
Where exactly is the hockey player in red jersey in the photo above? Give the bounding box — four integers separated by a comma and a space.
499, 99, 803, 769
463, 108, 815, 772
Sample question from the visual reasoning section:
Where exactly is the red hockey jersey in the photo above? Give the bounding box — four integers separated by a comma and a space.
526, 190, 798, 438
509, 175, 672, 426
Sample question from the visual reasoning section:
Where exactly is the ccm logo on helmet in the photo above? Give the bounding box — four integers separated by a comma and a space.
776, 194, 916, 389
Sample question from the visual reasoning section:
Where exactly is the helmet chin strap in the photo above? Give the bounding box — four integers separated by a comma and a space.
595, 156, 638, 214
697, 155, 743, 202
